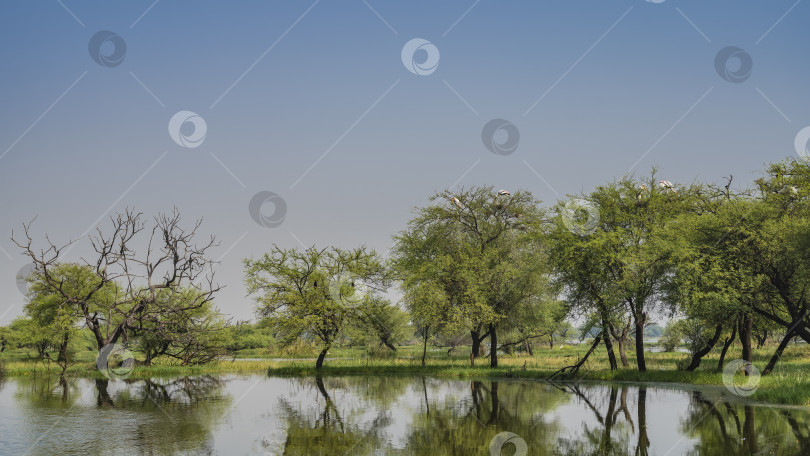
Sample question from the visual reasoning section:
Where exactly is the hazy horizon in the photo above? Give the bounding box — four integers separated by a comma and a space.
2, 0, 809, 324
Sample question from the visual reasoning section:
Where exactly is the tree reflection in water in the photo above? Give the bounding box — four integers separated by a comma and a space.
5, 374, 810, 455
271, 377, 810, 456
13, 374, 231, 456
681, 390, 810, 455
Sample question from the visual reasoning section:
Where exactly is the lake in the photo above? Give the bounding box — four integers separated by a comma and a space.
0, 373, 808, 455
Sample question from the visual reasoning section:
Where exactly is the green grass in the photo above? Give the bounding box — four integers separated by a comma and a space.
3, 342, 810, 405
261, 342, 810, 406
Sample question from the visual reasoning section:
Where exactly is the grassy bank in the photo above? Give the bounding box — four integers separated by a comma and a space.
3, 342, 810, 405
263, 343, 810, 406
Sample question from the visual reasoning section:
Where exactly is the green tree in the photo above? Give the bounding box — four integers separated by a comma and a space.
393, 186, 547, 368
244, 245, 390, 369
549, 174, 704, 371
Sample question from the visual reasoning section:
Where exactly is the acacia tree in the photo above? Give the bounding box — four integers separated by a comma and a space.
393, 186, 547, 368
12, 209, 221, 358
549, 174, 703, 372
131, 287, 229, 365
244, 245, 391, 369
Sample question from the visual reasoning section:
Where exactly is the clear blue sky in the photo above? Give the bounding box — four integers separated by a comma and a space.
1, 0, 808, 324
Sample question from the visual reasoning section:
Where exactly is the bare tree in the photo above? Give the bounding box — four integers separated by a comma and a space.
12, 208, 221, 353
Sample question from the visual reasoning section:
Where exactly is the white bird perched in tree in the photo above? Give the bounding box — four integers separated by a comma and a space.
790, 186, 799, 196
636, 184, 648, 200
659, 180, 676, 194
451, 196, 463, 209
494, 189, 511, 207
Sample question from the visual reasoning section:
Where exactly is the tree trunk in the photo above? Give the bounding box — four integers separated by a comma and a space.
738, 315, 753, 375
603, 328, 618, 370
421, 326, 429, 367
601, 314, 618, 370
548, 333, 602, 380
610, 320, 631, 368
489, 323, 498, 368
762, 328, 794, 375
525, 339, 534, 356
56, 331, 70, 363
316, 344, 330, 370
717, 323, 737, 371
685, 323, 723, 371
471, 329, 481, 359
634, 318, 647, 372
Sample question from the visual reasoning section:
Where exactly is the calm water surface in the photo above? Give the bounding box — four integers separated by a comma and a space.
0, 373, 808, 455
